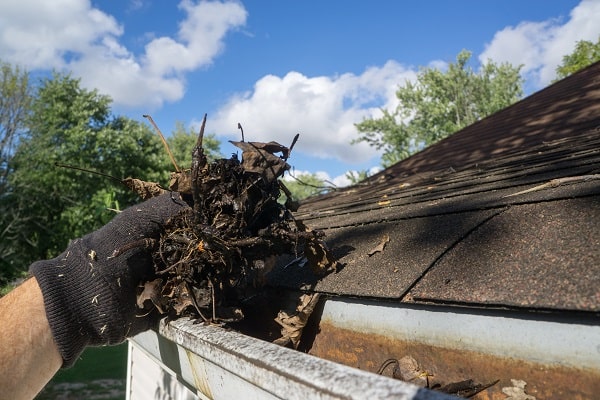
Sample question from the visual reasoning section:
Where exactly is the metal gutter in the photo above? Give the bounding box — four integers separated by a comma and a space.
128, 318, 454, 400
309, 298, 600, 399
319, 298, 600, 371
127, 297, 600, 399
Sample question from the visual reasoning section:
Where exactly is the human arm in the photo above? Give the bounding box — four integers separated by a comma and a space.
0, 192, 188, 398
0, 277, 62, 400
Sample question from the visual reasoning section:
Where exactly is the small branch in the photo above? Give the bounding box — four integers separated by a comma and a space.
54, 162, 122, 183
143, 114, 180, 172
196, 113, 207, 149
287, 133, 300, 160
237, 122, 244, 142
191, 114, 208, 222
503, 174, 600, 198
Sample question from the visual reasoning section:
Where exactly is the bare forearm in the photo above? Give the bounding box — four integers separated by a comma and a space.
0, 277, 62, 399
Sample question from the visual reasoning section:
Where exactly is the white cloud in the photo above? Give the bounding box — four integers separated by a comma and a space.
283, 169, 345, 190
211, 61, 416, 164
479, 0, 600, 88
0, 0, 247, 108
284, 165, 383, 189
0, 0, 122, 69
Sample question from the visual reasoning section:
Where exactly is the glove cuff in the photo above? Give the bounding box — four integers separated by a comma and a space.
31, 251, 89, 368
30, 238, 127, 368
29, 192, 187, 368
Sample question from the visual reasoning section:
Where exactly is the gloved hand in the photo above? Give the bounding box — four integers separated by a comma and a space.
30, 192, 188, 367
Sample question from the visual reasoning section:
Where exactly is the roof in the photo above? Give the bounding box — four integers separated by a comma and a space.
269, 61, 600, 314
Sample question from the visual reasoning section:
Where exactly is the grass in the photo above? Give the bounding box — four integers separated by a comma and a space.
52, 343, 128, 382
36, 343, 128, 399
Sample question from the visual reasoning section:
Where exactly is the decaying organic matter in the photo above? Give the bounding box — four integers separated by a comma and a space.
128, 115, 337, 334
377, 356, 499, 398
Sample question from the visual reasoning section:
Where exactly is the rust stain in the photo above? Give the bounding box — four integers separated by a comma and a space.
309, 322, 600, 400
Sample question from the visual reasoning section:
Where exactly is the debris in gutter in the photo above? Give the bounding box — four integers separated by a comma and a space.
273, 293, 321, 349
502, 379, 537, 400
368, 234, 390, 256
378, 356, 499, 398
437, 379, 499, 398
503, 174, 600, 198
377, 356, 432, 387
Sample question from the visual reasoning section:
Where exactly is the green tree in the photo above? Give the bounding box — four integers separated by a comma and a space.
0, 62, 32, 282
167, 121, 222, 169
0, 61, 31, 190
345, 169, 370, 185
355, 50, 523, 166
2, 73, 169, 280
554, 36, 600, 82
282, 172, 330, 201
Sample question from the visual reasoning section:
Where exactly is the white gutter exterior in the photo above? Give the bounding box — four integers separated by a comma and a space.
126, 317, 453, 400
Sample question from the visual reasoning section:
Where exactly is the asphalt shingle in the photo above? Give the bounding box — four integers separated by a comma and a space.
269, 62, 600, 314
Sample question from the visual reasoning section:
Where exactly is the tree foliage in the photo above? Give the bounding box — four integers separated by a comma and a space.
0, 61, 31, 190
345, 169, 370, 185
1, 73, 171, 281
167, 121, 222, 169
554, 36, 600, 82
282, 172, 329, 201
355, 50, 523, 166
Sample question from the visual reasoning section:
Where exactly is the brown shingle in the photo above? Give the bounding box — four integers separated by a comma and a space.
409, 198, 600, 311
269, 61, 600, 313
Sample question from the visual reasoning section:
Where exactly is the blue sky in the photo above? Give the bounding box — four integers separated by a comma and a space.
1, 0, 598, 185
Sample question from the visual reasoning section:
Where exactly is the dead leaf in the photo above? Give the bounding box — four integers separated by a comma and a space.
502, 379, 537, 400
438, 379, 499, 398
123, 178, 166, 199
274, 293, 320, 349
304, 237, 338, 276
168, 170, 193, 193
170, 281, 195, 315
377, 356, 430, 387
137, 279, 164, 313
230, 140, 291, 181
134, 120, 337, 324
378, 356, 498, 397
397, 356, 431, 387
368, 234, 390, 256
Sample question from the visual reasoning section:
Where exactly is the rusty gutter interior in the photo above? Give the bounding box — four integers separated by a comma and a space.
302, 297, 600, 399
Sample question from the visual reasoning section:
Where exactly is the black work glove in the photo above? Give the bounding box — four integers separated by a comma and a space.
30, 192, 188, 367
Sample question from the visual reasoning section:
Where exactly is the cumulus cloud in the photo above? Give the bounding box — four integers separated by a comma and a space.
479, 0, 600, 88
0, 0, 247, 108
211, 62, 416, 164
0, 0, 122, 69
283, 165, 382, 190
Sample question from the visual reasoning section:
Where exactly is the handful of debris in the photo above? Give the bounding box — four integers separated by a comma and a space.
133, 115, 337, 327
